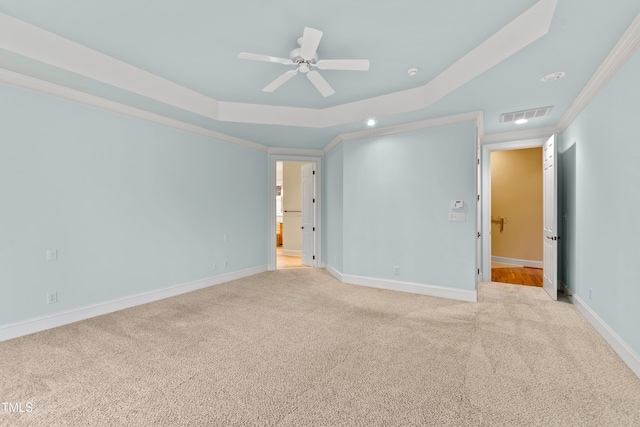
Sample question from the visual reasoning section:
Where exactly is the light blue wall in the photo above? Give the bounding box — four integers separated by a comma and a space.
0, 83, 268, 325
560, 50, 640, 355
323, 144, 343, 271
342, 123, 477, 289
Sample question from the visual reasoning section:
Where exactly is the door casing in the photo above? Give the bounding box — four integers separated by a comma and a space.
268, 154, 322, 270
480, 137, 549, 283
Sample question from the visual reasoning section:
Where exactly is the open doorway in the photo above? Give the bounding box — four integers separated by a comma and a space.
482, 136, 559, 300
489, 147, 543, 287
276, 161, 312, 269
269, 154, 322, 271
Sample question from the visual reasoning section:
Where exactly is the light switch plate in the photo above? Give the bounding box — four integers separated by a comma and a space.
451, 200, 464, 209
449, 212, 466, 222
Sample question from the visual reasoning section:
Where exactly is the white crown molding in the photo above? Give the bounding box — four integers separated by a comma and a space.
0, 12, 220, 120
323, 111, 482, 153
0, 68, 268, 152
0, 265, 268, 342
268, 147, 324, 156
555, 12, 640, 133
481, 126, 558, 144
0, 0, 556, 129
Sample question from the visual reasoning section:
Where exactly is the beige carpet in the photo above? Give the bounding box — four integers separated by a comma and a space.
1, 269, 639, 426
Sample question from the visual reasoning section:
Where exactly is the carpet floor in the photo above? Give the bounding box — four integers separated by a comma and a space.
1, 269, 639, 426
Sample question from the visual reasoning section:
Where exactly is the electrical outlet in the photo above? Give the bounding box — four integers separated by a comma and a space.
224, 260, 228, 268
212, 263, 217, 271
589, 288, 593, 300
46, 249, 58, 261
47, 291, 57, 304
394, 265, 399, 275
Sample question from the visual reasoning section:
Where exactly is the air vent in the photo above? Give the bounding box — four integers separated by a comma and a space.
500, 106, 552, 123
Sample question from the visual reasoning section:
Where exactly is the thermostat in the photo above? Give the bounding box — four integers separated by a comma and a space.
451, 200, 464, 209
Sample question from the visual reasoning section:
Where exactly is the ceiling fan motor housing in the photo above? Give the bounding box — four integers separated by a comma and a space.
289, 48, 317, 73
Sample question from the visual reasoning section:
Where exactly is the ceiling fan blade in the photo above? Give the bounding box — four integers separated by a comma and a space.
300, 27, 323, 60
306, 71, 335, 97
315, 59, 370, 71
239, 52, 293, 65
263, 70, 298, 92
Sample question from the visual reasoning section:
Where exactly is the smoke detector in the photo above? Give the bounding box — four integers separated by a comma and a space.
407, 67, 419, 76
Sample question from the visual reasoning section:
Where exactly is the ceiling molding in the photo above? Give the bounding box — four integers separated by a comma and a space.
323, 111, 482, 154
267, 147, 324, 156
423, 0, 557, 107
0, 12, 220, 120
323, 136, 344, 154
555, 11, 640, 132
481, 126, 558, 144
0, 0, 556, 129
0, 68, 267, 152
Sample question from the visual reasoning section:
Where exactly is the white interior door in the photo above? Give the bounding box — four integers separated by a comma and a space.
543, 134, 558, 300
301, 163, 315, 267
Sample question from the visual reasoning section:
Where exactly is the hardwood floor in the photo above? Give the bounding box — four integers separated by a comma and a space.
276, 246, 309, 269
491, 266, 543, 287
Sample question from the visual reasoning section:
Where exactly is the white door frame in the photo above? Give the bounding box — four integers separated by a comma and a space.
481, 137, 548, 282
268, 154, 322, 270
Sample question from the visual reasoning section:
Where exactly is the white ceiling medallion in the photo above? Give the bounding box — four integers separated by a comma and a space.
540, 71, 566, 82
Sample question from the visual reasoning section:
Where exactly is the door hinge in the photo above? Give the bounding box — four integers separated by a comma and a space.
312, 170, 315, 175
477, 159, 480, 165
477, 268, 480, 274
477, 232, 481, 238
313, 255, 315, 260
313, 198, 315, 203
477, 195, 480, 201
313, 227, 315, 231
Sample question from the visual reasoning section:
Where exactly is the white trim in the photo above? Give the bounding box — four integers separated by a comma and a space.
325, 264, 344, 282
268, 155, 322, 271
570, 295, 640, 380
0, 265, 267, 342
268, 147, 324, 156
556, 12, 640, 132
323, 111, 482, 153
481, 126, 558, 145
481, 138, 548, 282
0, 1, 555, 129
281, 249, 302, 257
342, 274, 477, 303
491, 256, 543, 269
0, 69, 267, 152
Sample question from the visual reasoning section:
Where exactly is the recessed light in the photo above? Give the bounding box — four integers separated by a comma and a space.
366, 119, 377, 127
515, 119, 528, 125
407, 67, 419, 76
540, 72, 566, 82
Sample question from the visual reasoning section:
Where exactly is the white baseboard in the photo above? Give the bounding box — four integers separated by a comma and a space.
492, 256, 543, 269
325, 264, 343, 282
0, 265, 267, 342
570, 294, 640, 380
281, 249, 302, 257
342, 274, 477, 303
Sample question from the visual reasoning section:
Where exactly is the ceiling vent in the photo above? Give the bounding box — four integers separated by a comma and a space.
500, 106, 552, 123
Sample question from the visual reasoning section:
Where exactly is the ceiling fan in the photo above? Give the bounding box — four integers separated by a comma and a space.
239, 27, 369, 97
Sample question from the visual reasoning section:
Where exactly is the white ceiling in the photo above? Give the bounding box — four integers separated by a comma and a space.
0, 0, 639, 149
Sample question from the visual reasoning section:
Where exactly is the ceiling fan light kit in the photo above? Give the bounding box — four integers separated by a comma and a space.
239, 27, 370, 97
